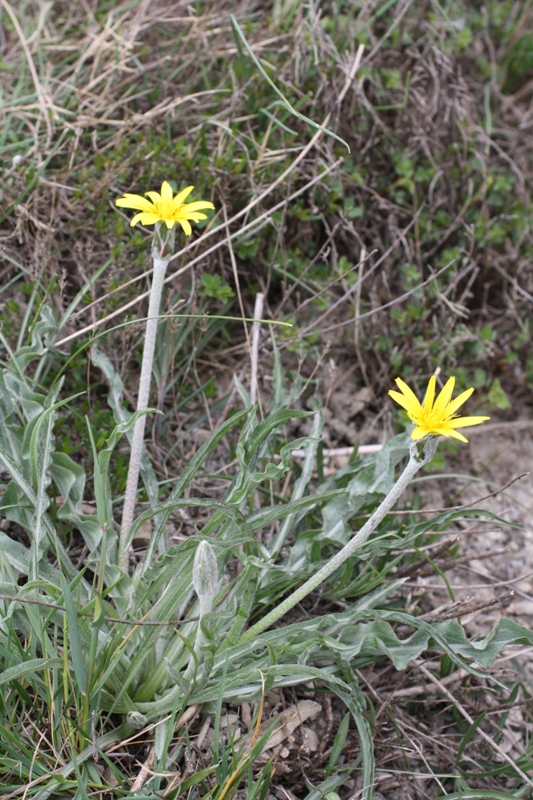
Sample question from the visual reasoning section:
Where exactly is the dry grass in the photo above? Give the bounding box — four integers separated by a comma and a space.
2, 1, 532, 409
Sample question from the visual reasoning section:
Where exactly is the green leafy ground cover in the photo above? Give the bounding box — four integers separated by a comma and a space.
0, 1, 532, 798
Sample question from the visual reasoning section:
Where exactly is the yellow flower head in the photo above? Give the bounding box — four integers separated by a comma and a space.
389, 375, 490, 443
115, 180, 215, 235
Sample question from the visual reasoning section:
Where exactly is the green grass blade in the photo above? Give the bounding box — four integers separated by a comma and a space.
325, 712, 350, 778
230, 14, 350, 151
58, 570, 88, 693
0, 657, 62, 686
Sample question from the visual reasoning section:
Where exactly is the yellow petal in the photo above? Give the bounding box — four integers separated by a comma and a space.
116, 194, 155, 212
411, 427, 429, 440
444, 387, 475, 417
160, 181, 174, 202
432, 376, 455, 416
447, 429, 469, 443
183, 200, 215, 212
182, 212, 208, 223
145, 191, 163, 205
422, 376, 437, 414
446, 415, 490, 429
131, 212, 160, 226
393, 378, 423, 416
130, 212, 144, 227
178, 218, 192, 236
173, 185, 195, 208
388, 389, 415, 413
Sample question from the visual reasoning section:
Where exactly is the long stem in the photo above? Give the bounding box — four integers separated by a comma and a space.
238, 437, 438, 643
119, 256, 169, 569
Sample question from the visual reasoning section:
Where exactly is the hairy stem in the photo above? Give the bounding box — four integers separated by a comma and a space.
239, 437, 438, 643
119, 256, 169, 569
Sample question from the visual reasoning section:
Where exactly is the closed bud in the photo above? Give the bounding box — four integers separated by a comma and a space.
192, 541, 218, 612
127, 711, 149, 730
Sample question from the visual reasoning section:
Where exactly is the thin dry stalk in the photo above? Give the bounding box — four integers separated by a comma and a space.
416, 661, 533, 787
250, 292, 264, 406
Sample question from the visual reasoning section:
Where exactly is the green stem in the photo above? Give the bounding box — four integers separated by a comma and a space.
238, 437, 438, 644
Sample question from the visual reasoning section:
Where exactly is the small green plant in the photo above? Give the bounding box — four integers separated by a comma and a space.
115, 179, 214, 567
199, 273, 235, 303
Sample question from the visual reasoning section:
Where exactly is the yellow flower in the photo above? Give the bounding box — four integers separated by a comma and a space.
115, 180, 214, 235
389, 375, 490, 443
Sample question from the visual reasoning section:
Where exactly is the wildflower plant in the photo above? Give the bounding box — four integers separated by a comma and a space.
239, 375, 487, 642
115, 180, 214, 568
0, 189, 530, 800
0, 301, 531, 799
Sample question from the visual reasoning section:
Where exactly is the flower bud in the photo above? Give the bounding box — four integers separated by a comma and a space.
127, 711, 148, 730
192, 541, 218, 613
